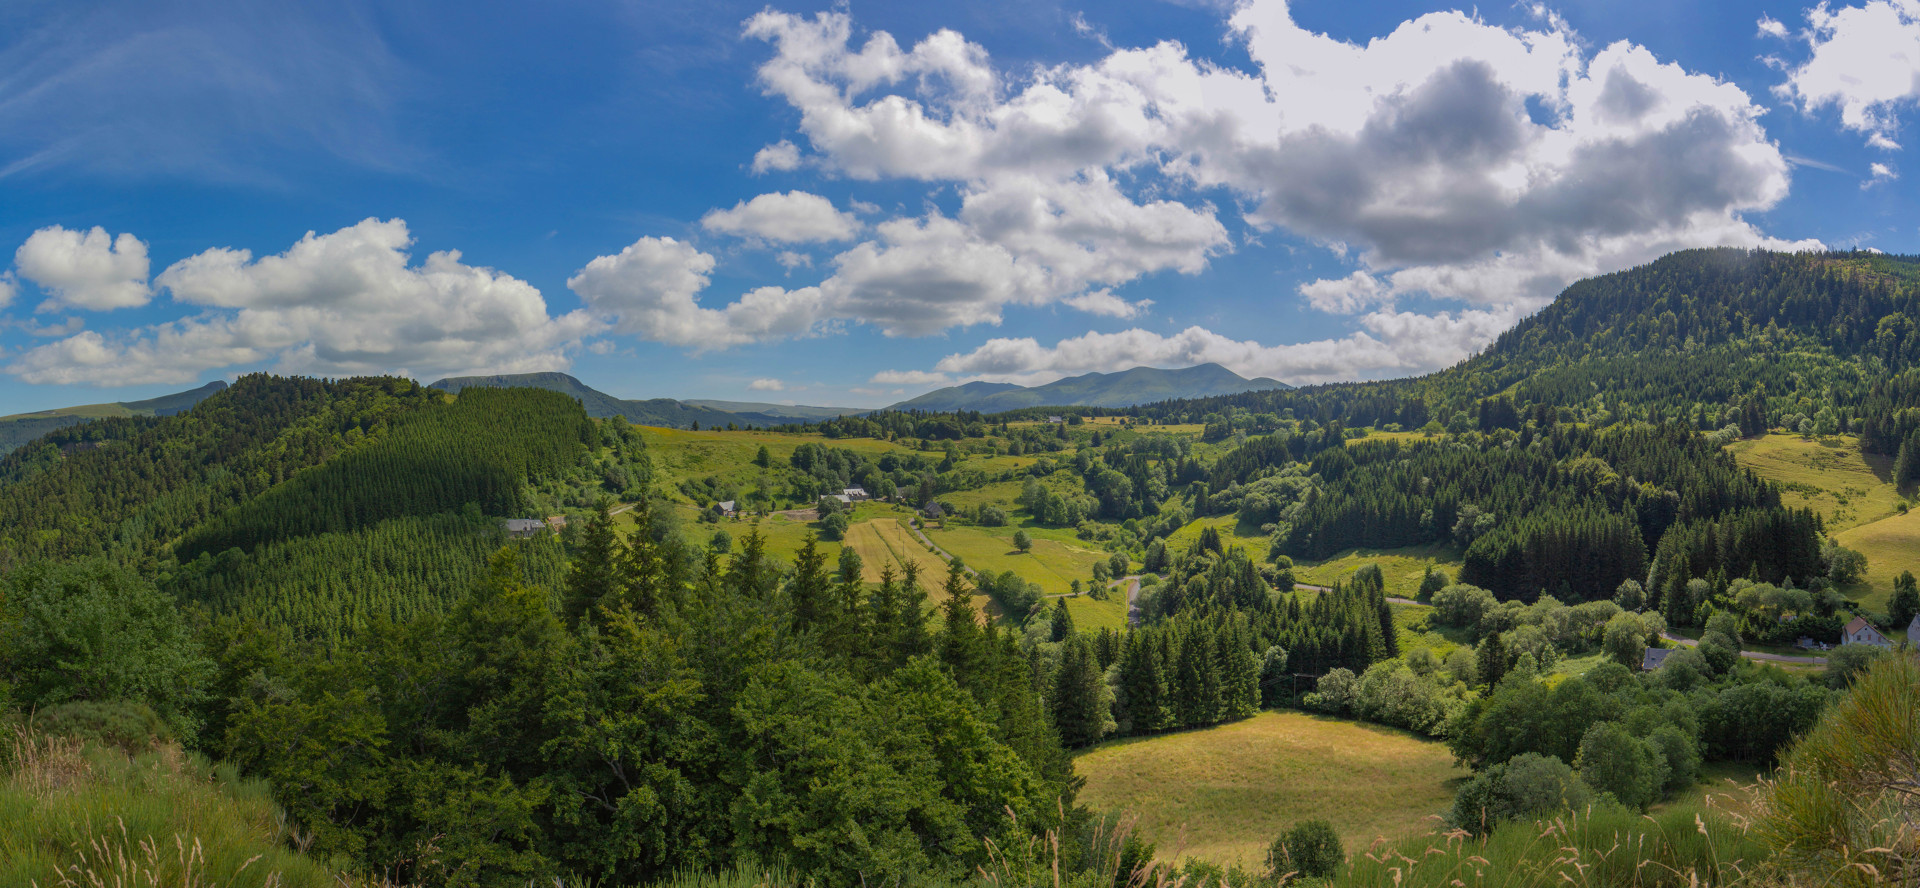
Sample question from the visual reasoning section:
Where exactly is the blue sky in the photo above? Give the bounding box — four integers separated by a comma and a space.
0, 0, 1915, 413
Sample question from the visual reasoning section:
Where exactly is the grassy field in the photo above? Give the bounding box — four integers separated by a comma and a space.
1164, 515, 1268, 557
1293, 544, 1463, 599
1835, 508, 1920, 612
637, 426, 918, 503
1727, 433, 1900, 532
924, 522, 1112, 595
1063, 589, 1130, 633
1075, 711, 1465, 869
1391, 602, 1469, 659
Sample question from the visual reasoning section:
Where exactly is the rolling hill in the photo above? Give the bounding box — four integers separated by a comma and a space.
0, 380, 227, 454
428, 372, 871, 428
889, 363, 1292, 413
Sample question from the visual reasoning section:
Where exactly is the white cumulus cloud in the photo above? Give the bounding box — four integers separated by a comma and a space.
14, 226, 153, 311
10, 218, 598, 386
748, 377, 787, 391
730, 0, 1811, 372
701, 191, 861, 243
752, 140, 804, 173
1776, 0, 1920, 149
568, 235, 828, 348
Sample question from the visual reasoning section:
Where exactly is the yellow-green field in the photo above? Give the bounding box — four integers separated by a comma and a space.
1292, 545, 1462, 599
1725, 433, 1917, 610
637, 426, 917, 502
1391, 602, 1468, 659
1163, 515, 1268, 557
1063, 589, 1130, 633
1727, 433, 1900, 531
1075, 711, 1465, 868
1836, 508, 1920, 612
922, 522, 1113, 595
843, 518, 949, 584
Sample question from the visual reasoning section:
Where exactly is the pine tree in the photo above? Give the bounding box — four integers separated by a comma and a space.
1477, 632, 1507, 689
1050, 598, 1075, 642
1121, 632, 1166, 733
788, 535, 831, 632
561, 504, 621, 629
1897, 431, 1920, 491
1217, 617, 1260, 721
1050, 635, 1106, 747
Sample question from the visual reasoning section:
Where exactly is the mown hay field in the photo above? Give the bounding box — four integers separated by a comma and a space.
1074, 711, 1465, 869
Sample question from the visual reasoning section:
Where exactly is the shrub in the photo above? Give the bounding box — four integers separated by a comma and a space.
30, 701, 172, 754
1267, 819, 1343, 881
1447, 752, 1593, 834
1577, 722, 1666, 811
1824, 643, 1885, 689
1432, 584, 1497, 631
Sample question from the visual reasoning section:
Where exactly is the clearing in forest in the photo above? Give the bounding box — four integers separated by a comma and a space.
1836, 508, 1920, 612
1292, 544, 1463, 599
1727, 433, 1899, 532
922, 522, 1113, 595
1074, 711, 1464, 869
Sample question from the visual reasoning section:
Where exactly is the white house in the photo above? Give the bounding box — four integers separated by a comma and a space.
842, 487, 870, 501
1843, 616, 1893, 649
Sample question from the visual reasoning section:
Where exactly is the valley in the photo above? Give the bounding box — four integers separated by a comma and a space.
3, 250, 1920, 887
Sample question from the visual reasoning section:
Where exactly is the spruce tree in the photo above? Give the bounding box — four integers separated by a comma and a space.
1477, 632, 1507, 690
1121, 632, 1166, 733
788, 535, 831, 632
1050, 635, 1106, 747
1050, 598, 1075, 642
1217, 617, 1260, 721
561, 504, 621, 629
1898, 431, 1920, 491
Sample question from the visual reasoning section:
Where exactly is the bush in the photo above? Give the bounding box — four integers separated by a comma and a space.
29, 701, 173, 753
1824, 643, 1885, 689
1432, 584, 1497, 631
2, 560, 212, 739
1576, 722, 1666, 811
1447, 752, 1594, 834
1267, 819, 1343, 881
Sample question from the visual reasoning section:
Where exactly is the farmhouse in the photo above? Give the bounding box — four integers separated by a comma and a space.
503, 518, 544, 539
1842, 616, 1892, 649
822, 493, 852, 506
1045, 416, 1065, 424
717, 500, 737, 518
1909, 615, 1920, 647
922, 501, 945, 520
842, 486, 869, 501
1640, 647, 1673, 671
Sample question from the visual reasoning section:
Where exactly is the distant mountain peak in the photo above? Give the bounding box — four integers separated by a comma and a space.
888, 364, 1291, 413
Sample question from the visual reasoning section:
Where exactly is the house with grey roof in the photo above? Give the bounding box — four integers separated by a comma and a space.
1640, 647, 1673, 671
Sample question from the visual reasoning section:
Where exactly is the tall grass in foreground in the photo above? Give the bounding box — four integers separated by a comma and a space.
0, 725, 350, 888
1760, 653, 1920, 887
1336, 799, 1770, 887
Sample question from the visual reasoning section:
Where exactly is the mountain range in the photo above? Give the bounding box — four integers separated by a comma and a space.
886, 363, 1292, 413
0, 380, 227, 454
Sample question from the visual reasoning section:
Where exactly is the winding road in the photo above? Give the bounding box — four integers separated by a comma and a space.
1660, 631, 1828, 666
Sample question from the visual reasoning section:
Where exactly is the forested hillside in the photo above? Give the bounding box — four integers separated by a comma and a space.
1135, 250, 1920, 456
3, 248, 1917, 887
